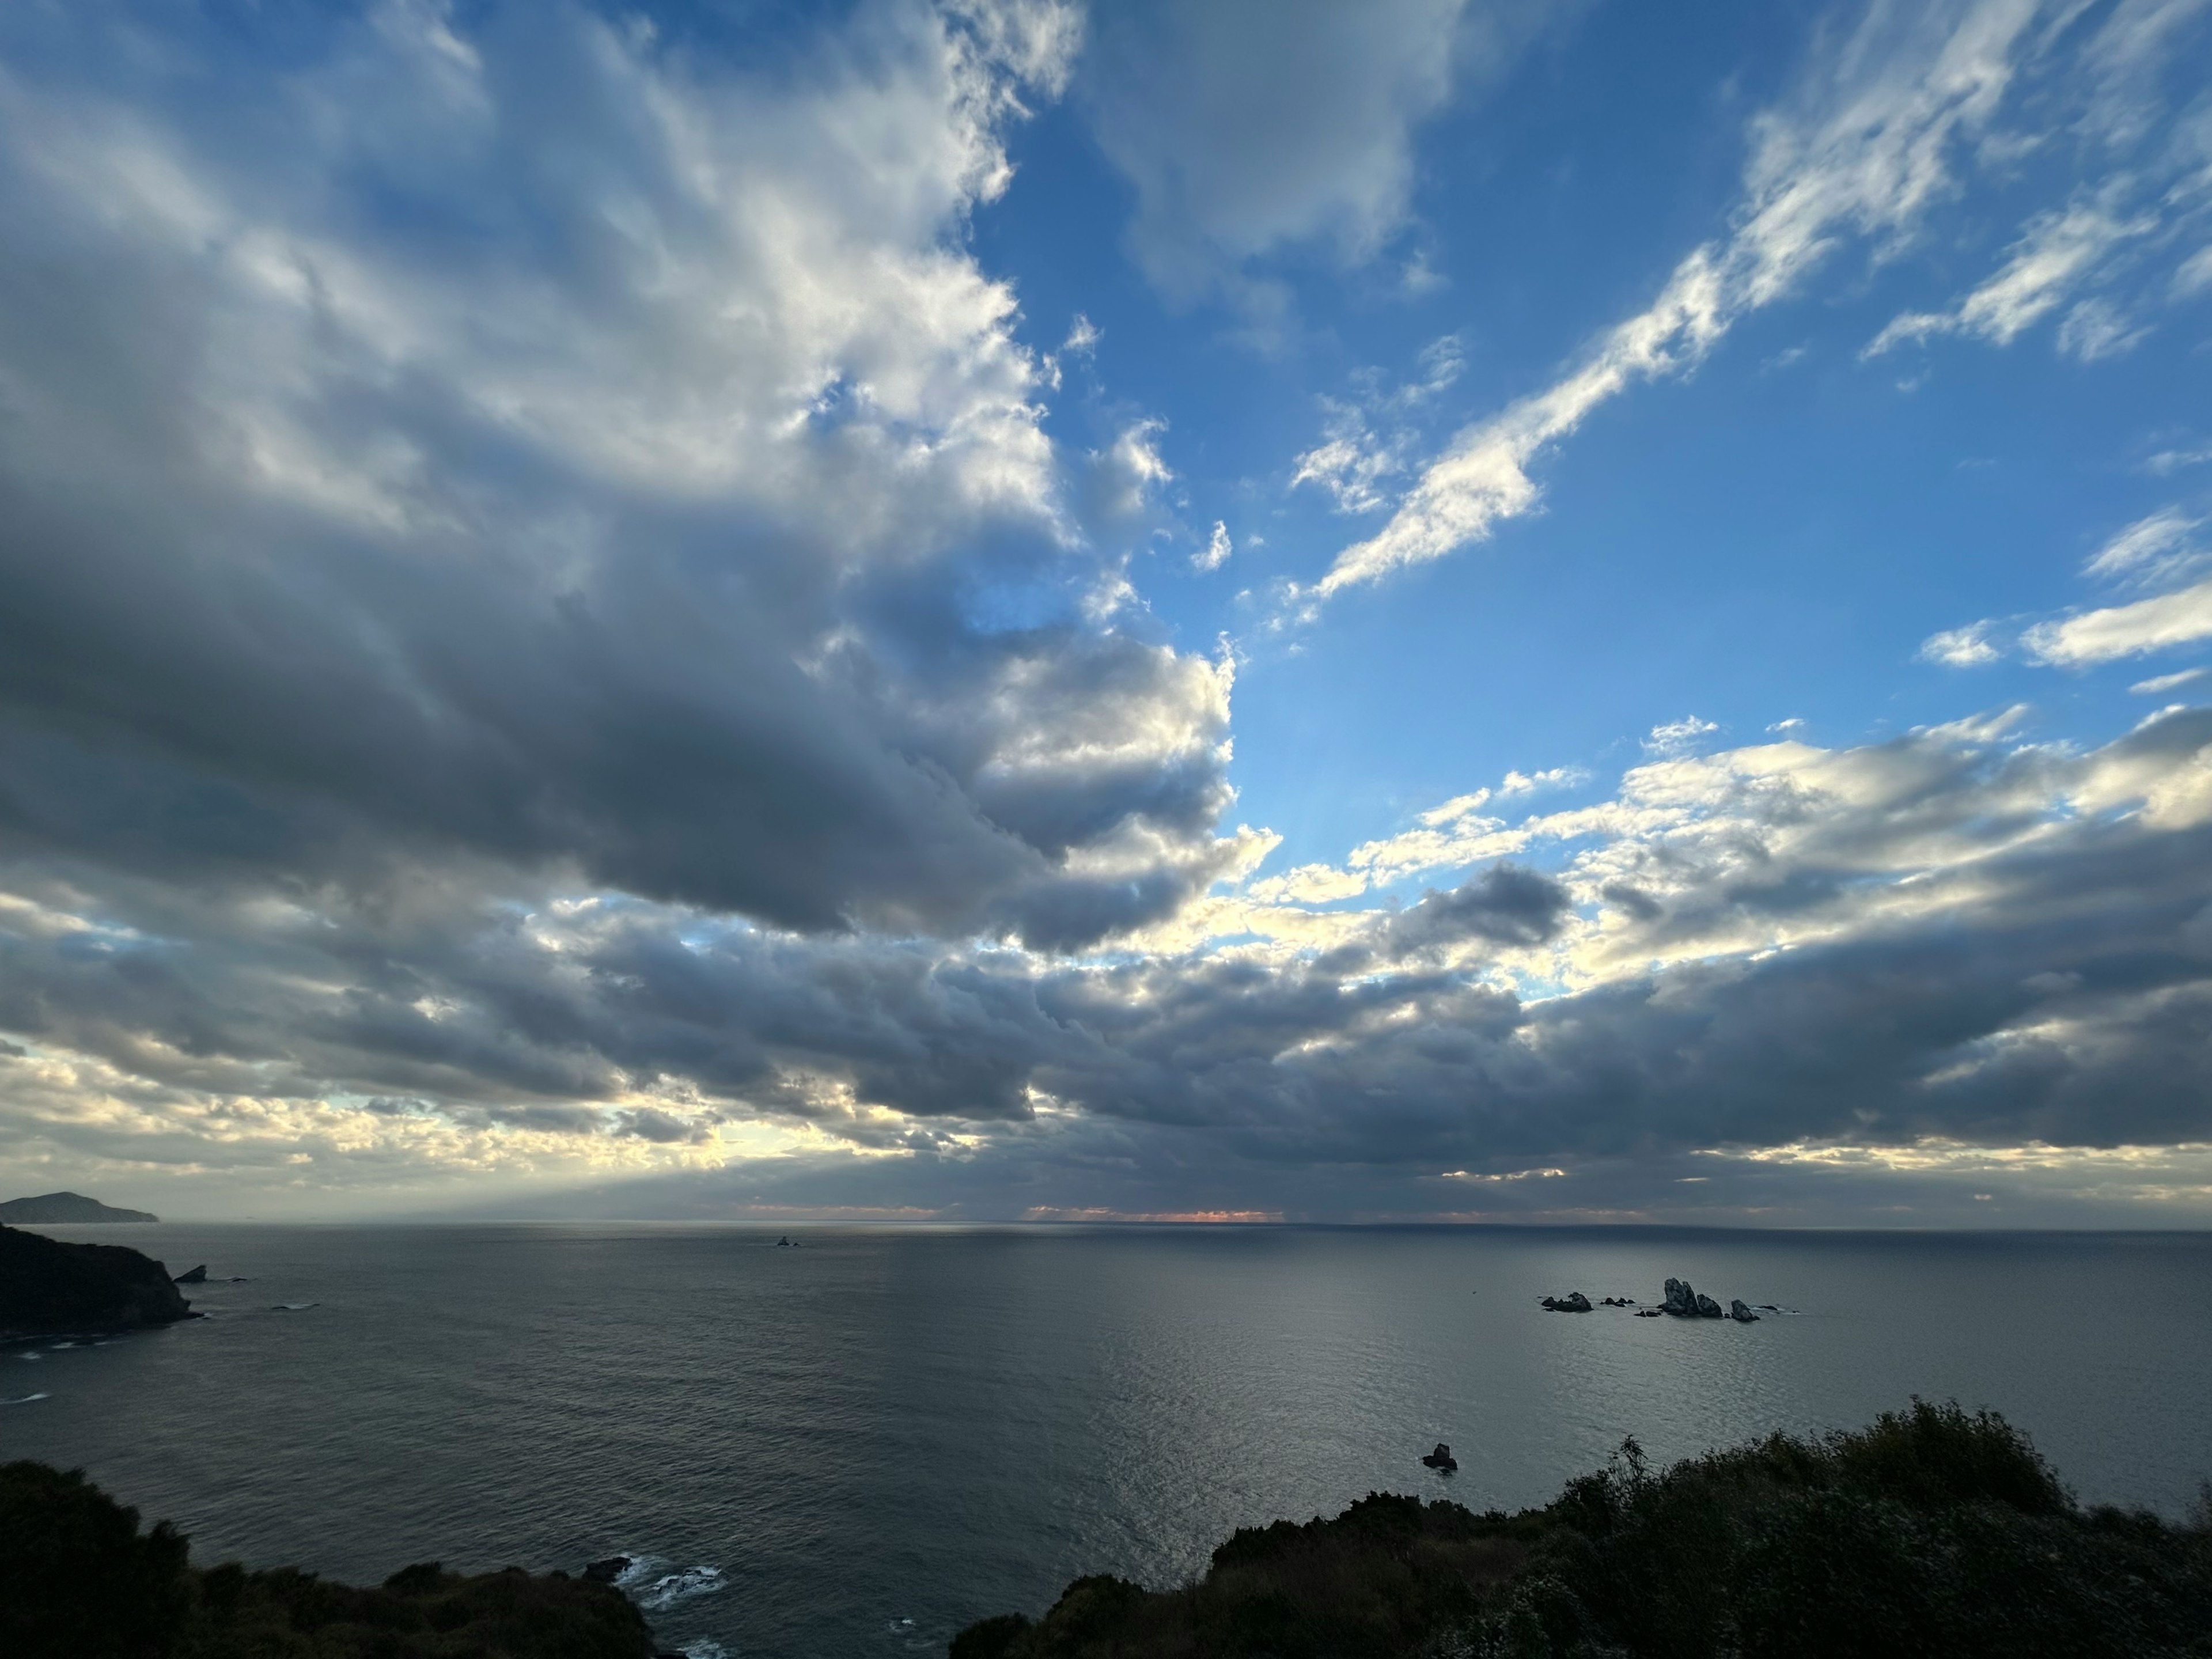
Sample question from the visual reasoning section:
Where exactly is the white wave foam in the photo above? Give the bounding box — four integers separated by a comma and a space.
2, 1392, 50, 1404
636, 1564, 725, 1611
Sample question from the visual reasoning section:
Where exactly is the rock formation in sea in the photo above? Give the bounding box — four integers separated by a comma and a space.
1729, 1299, 1760, 1323
0, 1223, 194, 1338
1539, 1291, 1593, 1312
1420, 1443, 1457, 1472
173, 1264, 208, 1285
0, 1191, 158, 1224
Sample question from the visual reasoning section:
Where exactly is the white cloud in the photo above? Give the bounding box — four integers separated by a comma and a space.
2085, 506, 2205, 584
1195, 520, 1233, 571
2131, 666, 2210, 695
1919, 620, 2006, 666
2144, 443, 2212, 475
1644, 715, 1721, 757
1311, 0, 2051, 599
2024, 579, 2212, 665
1865, 196, 2157, 357
1768, 717, 1809, 733
2056, 296, 2150, 360
1289, 334, 1470, 515
1062, 312, 1100, 354
1087, 418, 1176, 519
2175, 244, 2212, 298
1498, 767, 1585, 796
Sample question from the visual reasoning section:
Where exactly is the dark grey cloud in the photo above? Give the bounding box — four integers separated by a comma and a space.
0, 0, 1230, 953
5, 708, 2210, 1221
1380, 863, 1572, 957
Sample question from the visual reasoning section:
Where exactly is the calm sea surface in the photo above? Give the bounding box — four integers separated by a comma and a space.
4, 1224, 2209, 1657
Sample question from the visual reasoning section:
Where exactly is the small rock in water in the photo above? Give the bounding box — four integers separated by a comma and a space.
173, 1264, 208, 1285
583, 1556, 631, 1584
1634, 1309, 1661, 1317
1539, 1291, 1593, 1313
1694, 1293, 1725, 1319
1420, 1442, 1457, 1472
1729, 1300, 1760, 1323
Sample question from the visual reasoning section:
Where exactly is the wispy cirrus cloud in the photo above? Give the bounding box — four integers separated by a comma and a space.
1304, 0, 2212, 605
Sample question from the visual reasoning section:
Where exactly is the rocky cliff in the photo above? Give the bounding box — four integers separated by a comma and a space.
0, 1222, 194, 1338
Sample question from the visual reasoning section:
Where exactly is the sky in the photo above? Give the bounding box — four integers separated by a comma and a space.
2, 0, 2211, 1225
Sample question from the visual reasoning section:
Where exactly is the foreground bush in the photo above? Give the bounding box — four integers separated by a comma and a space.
952, 1401, 2212, 1659
0, 1461, 655, 1659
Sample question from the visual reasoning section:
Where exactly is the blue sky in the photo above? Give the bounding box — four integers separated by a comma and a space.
1, 0, 2210, 1224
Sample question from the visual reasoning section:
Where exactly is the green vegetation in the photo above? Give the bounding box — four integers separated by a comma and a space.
952, 1401, 2212, 1659
0, 1461, 655, 1659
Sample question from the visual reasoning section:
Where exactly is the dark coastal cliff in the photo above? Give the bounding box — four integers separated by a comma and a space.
953, 1401, 2212, 1659
0, 1462, 657, 1659
0, 1222, 194, 1338
0, 1191, 159, 1224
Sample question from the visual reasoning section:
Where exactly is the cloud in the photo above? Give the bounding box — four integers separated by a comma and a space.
1195, 521, 1233, 572
2024, 580, 2212, 665
1864, 195, 2157, 357
1378, 863, 1572, 957
16, 707, 2212, 1220
1920, 621, 2006, 666
2085, 507, 2206, 585
1074, 0, 1544, 304
1308, 0, 2212, 602
1643, 715, 1721, 757
2131, 666, 2210, 695
0, 0, 1250, 953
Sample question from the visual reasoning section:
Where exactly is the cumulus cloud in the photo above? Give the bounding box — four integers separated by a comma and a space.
0, 0, 1248, 952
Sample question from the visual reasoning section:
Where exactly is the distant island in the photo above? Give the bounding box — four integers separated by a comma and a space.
0, 1190, 158, 1224
0, 1462, 661, 1658
953, 1400, 2212, 1659
0, 1222, 194, 1339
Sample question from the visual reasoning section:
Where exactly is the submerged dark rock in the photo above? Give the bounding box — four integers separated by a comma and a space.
173, 1265, 207, 1285
0, 1191, 157, 1224
0, 1224, 192, 1339
1539, 1291, 1593, 1313
1420, 1443, 1457, 1472
584, 1556, 632, 1585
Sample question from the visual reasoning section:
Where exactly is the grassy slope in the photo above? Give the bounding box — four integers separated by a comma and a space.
952, 1402, 2212, 1659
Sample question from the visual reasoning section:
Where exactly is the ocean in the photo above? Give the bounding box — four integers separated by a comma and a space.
4, 1224, 2209, 1657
